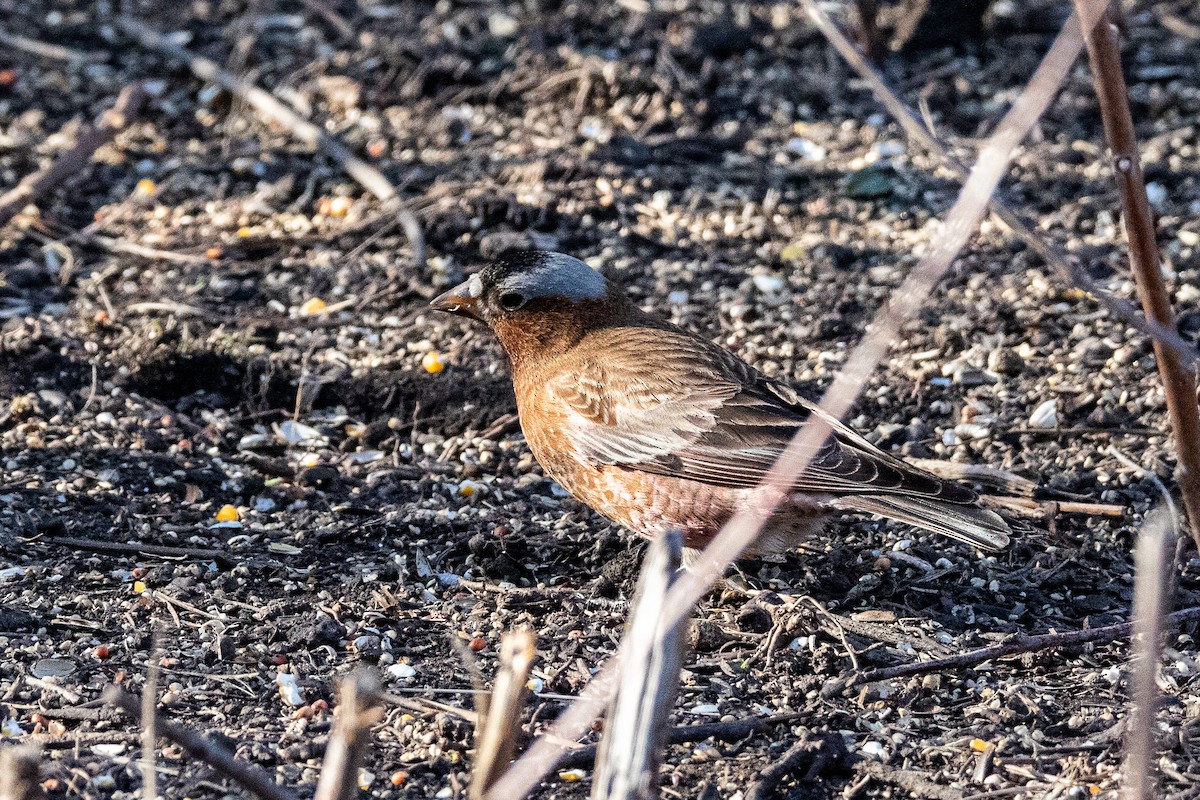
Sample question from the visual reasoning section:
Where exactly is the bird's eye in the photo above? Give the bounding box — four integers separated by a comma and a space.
498, 291, 526, 311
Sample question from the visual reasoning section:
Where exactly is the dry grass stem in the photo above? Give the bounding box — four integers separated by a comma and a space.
799, 0, 1200, 373
470, 630, 536, 800
313, 672, 384, 800
1123, 509, 1175, 800
0, 747, 46, 800
591, 530, 685, 800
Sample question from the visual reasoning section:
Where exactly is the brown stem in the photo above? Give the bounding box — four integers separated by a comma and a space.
0, 84, 146, 229
1074, 3, 1200, 552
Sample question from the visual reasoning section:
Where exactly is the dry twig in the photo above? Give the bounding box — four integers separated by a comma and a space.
1073, 1, 1200, 552
103, 686, 296, 800
0, 84, 146, 229
591, 530, 686, 800
469, 631, 536, 800
820, 604, 1200, 699
114, 17, 425, 273
313, 672, 384, 800
1123, 509, 1175, 800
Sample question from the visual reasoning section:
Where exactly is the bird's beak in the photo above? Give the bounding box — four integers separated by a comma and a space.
430, 279, 481, 320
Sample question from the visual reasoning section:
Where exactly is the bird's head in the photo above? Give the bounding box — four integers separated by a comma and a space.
430, 251, 629, 362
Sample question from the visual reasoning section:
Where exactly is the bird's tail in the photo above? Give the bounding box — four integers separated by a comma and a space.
831, 495, 1011, 552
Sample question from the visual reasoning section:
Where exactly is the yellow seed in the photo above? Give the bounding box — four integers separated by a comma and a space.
132, 580, 146, 594
329, 196, 353, 217
422, 351, 444, 374
215, 504, 240, 522
558, 769, 586, 782
135, 178, 157, 196
236, 226, 253, 238
300, 297, 326, 315
458, 483, 475, 497
1088, 787, 1101, 796
970, 738, 989, 752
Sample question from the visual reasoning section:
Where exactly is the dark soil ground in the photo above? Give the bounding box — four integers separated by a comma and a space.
3, 1, 1200, 798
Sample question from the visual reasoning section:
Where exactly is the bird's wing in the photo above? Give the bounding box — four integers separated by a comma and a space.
547, 327, 973, 502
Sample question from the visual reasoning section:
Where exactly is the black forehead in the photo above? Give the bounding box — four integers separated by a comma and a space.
480, 250, 553, 284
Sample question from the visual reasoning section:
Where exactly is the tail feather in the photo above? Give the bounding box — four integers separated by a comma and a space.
832, 495, 1011, 552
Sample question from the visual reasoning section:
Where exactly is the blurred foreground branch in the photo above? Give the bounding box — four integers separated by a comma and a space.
591, 530, 686, 800
314, 672, 384, 800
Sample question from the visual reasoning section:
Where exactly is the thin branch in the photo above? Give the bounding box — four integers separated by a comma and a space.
1073, 1, 1200, 552
1124, 509, 1175, 800
591, 530, 686, 800
140, 626, 163, 800
469, 631, 536, 800
820, 604, 1200, 699
798, 0, 1200, 373
486, 9, 1093, 798
0, 84, 147, 229
313, 672, 384, 800
103, 686, 297, 800
114, 17, 425, 273
34, 534, 236, 569
0, 27, 106, 63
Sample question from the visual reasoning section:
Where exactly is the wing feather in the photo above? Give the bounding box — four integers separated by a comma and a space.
546, 327, 974, 504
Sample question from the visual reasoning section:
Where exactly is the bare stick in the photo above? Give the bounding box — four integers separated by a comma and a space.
0, 747, 46, 800
1124, 509, 1175, 800
0, 84, 146, 229
745, 732, 846, 800
1073, 2, 1200, 552
114, 17, 425, 271
820, 604, 1200, 699
470, 631, 537, 800
798, 0, 1200, 373
103, 686, 297, 800
0, 27, 105, 63
487, 11, 1093, 798
36, 535, 235, 568
140, 626, 163, 800
314, 672, 384, 800
591, 530, 685, 800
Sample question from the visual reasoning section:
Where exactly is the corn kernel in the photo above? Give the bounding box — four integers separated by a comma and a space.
300, 297, 326, 315
558, 769, 586, 782
390, 771, 408, 786
215, 504, 239, 522
422, 351, 444, 374
133, 580, 146, 594
135, 178, 157, 196
329, 196, 353, 217
970, 738, 989, 752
